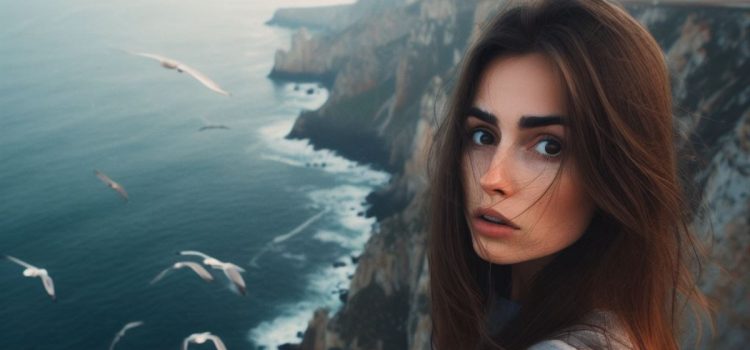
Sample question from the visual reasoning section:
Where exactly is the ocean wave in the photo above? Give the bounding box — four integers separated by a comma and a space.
248, 258, 355, 348
255, 119, 391, 186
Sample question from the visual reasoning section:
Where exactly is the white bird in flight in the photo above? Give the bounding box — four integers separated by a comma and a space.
150, 261, 215, 285
178, 250, 246, 296
109, 321, 144, 350
182, 332, 227, 350
5, 255, 56, 301
126, 51, 231, 96
94, 170, 129, 202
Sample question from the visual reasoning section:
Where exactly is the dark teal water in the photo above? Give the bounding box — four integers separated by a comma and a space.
0, 0, 383, 349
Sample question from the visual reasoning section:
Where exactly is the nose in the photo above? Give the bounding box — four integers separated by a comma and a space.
478, 148, 515, 197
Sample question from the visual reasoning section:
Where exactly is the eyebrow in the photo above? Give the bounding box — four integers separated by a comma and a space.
466, 106, 566, 129
518, 115, 565, 128
466, 107, 497, 125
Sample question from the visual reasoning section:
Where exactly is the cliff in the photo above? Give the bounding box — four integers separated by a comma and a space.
267, 0, 408, 32
267, 5, 353, 31
269, 1, 750, 349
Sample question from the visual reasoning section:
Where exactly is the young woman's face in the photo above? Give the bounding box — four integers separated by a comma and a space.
462, 53, 595, 266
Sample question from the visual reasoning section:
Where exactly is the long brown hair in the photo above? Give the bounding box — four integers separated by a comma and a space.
428, 0, 711, 349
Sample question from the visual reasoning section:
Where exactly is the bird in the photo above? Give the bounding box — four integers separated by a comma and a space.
4, 255, 56, 301
94, 170, 129, 202
177, 250, 246, 295
150, 261, 214, 285
126, 51, 231, 96
198, 124, 230, 132
182, 332, 227, 350
108, 321, 144, 350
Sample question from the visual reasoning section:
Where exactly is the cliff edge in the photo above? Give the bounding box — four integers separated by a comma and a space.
269, 1, 750, 349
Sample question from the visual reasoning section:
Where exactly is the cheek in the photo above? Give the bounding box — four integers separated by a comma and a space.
463, 149, 490, 179
540, 173, 595, 236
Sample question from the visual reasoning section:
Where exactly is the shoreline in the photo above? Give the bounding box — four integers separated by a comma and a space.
248, 106, 390, 349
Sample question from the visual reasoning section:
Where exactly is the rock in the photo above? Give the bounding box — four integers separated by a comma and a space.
267, 4, 353, 31
267, 0, 408, 32
333, 261, 346, 268
338, 289, 349, 304
297, 308, 330, 350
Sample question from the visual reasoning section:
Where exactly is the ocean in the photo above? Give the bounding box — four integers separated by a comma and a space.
0, 0, 386, 349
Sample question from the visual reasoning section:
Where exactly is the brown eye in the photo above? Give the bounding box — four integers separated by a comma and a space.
534, 138, 562, 157
471, 129, 495, 145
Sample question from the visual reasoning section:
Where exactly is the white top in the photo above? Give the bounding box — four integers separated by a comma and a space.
528, 311, 633, 350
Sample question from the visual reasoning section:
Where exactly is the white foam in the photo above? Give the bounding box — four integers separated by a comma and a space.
280, 252, 307, 263
248, 183, 376, 348
259, 154, 306, 168
250, 209, 329, 267
249, 259, 356, 349
308, 185, 378, 232
248, 66, 389, 350
256, 119, 390, 186
313, 229, 357, 250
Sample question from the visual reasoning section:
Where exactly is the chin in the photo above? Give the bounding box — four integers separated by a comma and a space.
471, 236, 519, 265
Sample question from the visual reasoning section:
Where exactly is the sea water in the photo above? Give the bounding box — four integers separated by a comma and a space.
0, 0, 384, 349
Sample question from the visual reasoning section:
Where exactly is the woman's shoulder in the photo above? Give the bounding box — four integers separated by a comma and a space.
527, 310, 633, 350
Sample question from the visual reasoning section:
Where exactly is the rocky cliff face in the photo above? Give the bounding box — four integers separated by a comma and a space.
269, 1, 749, 349
267, 0, 409, 32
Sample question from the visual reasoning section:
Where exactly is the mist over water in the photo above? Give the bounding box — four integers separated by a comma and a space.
0, 0, 384, 349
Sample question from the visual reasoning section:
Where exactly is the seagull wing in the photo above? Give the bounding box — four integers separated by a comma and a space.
109, 332, 123, 350
206, 335, 228, 350
5, 255, 36, 269
40, 273, 55, 300
94, 170, 115, 186
113, 185, 129, 201
182, 336, 191, 350
176, 63, 231, 96
229, 263, 245, 273
179, 262, 214, 282
126, 51, 175, 64
199, 125, 230, 132
109, 321, 144, 350
124, 50, 228, 95
178, 250, 213, 260
149, 267, 173, 285
121, 321, 144, 334
183, 333, 201, 350
95, 170, 128, 201
224, 266, 246, 296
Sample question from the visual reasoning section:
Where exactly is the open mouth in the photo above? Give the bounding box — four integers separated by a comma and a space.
476, 209, 520, 229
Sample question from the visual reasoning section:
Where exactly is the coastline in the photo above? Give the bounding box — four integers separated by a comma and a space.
267, 1, 750, 349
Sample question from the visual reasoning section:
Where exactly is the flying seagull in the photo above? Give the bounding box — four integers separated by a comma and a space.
109, 321, 144, 350
182, 332, 227, 350
150, 261, 214, 285
198, 124, 230, 132
126, 51, 231, 96
95, 170, 129, 202
4, 255, 56, 301
178, 250, 246, 296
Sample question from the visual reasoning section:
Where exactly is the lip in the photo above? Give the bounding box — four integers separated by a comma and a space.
470, 208, 520, 238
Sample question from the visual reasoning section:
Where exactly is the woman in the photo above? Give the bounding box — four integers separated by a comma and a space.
428, 0, 712, 349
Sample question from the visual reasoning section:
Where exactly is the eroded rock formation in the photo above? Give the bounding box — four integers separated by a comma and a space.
269, 1, 749, 348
